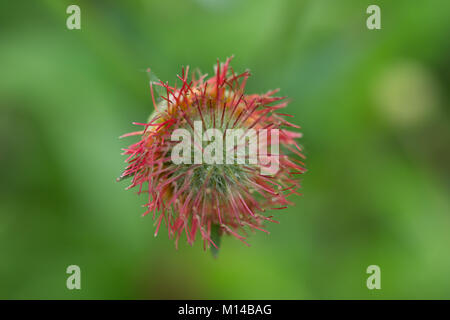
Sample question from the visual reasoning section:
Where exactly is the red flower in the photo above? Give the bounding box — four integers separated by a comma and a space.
118, 57, 305, 253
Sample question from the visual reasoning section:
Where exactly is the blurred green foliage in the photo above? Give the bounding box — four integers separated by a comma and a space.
0, 0, 449, 299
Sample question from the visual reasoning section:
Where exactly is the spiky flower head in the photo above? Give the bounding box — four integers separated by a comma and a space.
118, 57, 305, 254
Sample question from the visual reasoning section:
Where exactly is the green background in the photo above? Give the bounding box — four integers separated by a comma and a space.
0, 0, 449, 299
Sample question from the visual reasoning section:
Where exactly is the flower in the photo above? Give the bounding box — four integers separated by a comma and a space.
118, 57, 305, 253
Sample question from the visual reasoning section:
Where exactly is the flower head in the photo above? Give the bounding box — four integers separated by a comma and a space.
118, 57, 305, 253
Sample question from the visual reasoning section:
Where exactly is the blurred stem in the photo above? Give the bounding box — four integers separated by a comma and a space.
210, 224, 222, 259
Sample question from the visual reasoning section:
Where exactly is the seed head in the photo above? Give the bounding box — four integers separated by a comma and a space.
118, 57, 305, 252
